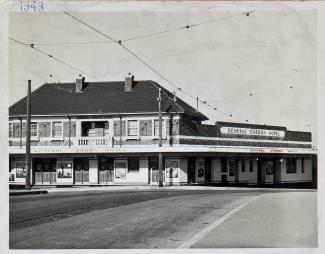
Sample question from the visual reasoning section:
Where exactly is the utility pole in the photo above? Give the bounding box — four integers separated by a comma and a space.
196, 97, 199, 111
25, 80, 31, 190
158, 88, 163, 187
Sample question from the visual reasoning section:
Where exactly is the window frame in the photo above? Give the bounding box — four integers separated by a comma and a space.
114, 159, 128, 179
9, 122, 13, 138
127, 119, 139, 138
249, 160, 254, 172
30, 122, 39, 139
241, 160, 246, 173
228, 160, 235, 177
153, 119, 166, 137
286, 158, 297, 174
301, 158, 305, 174
128, 157, 140, 172
51, 121, 63, 139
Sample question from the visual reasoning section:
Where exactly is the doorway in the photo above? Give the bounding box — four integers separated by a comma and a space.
74, 158, 89, 184
34, 158, 57, 185
98, 157, 114, 184
221, 158, 228, 183
187, 157, 195, 184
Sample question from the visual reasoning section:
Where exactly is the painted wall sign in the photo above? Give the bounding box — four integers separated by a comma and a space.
221, 127, 285, 138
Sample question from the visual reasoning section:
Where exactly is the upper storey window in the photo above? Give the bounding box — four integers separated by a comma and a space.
52, 122, 63, 138
127, 120, 138, 137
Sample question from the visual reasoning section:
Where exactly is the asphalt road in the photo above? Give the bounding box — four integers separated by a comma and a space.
9, 189, 317, 249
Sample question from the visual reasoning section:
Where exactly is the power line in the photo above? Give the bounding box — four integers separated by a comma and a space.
64, 11, 117, 43
64, 12, 197, 97
9, 37, 100, 81
35, 11, 253, 46
63, 11, 255, 123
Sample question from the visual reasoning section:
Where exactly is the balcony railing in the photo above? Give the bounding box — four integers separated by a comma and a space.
78, 137, 111, 146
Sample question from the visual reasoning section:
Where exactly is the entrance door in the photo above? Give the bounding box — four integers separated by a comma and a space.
205, 158, 211, 184
34, 158, 56, 185
220, 158, 228, 183
74, 158, 89, 184
98, 157, 114, 184
187, 157, 195, 184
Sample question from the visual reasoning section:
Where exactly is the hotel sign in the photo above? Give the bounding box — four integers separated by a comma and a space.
220, 127, 285, 138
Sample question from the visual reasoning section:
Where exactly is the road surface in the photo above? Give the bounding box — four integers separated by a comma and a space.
9, 188, 317, 249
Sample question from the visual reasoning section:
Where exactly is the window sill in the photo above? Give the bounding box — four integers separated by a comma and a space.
51, 137, 64, 141
126, 137, 140, 140
152, 137, 167, 140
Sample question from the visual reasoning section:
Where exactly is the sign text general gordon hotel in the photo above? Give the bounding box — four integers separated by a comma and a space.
221, 127, 285, 138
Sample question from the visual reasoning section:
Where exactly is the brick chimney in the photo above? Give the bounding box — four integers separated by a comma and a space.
76, 75, 86, 93
124, 73, 134, 92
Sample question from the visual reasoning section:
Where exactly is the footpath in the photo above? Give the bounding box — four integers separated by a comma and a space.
9, 185, 316, 195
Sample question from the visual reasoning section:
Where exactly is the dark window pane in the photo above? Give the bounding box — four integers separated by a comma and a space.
128, 157, 139, 172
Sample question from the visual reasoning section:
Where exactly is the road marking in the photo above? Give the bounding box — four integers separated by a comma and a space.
177, 194, 265, 249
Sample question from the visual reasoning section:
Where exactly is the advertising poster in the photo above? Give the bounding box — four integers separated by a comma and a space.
115, 161, 127, 179
166, 160, 178, 178
197, 160, 205, 178
15, 162, 26, 178
9, 173, 15, 182
57, 162, 72, 178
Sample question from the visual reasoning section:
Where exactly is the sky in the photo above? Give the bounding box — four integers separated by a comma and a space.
8, 4, 317, 145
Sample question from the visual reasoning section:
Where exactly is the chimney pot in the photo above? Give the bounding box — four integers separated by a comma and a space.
124, 73, 134, 92
76, 76, 86, 93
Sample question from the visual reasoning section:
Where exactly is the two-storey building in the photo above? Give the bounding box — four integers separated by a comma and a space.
9, 75, 317, 187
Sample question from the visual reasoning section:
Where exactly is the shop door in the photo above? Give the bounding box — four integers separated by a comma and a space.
98, 157, 114, 184
187, 157, 195, 184
74, 158, 89, 184
205, 158, 211, 184
149, 157, 165, 184
149, 157, 158, 184
34, 158, 56, 185
221, 158, 228, 183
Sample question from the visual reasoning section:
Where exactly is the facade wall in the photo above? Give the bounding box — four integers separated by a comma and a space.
9, 155, 314, 187
280, 158, 312, 183
9, 115, 181, 148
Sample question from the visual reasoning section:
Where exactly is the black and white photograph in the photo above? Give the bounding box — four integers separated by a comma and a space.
2, 0, 325, 252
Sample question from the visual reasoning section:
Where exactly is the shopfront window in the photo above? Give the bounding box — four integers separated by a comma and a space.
57, 161, 72, 178
242, 160, 246, 172
286, 158, 296, 174
249, 160, 254, 172
229, 160, 235, 177
128, 157, 139, 172
221, 159, 227, 173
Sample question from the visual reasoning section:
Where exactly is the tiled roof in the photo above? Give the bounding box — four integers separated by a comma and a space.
9, 80, 208, 120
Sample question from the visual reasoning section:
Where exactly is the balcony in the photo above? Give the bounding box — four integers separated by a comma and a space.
78, 137, 111, 146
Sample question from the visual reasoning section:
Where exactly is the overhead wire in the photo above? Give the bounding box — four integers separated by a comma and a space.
12, 11, 255, 123
63, 11, 254, 122
9, 37, 101, 81
35, 11, 253, 47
